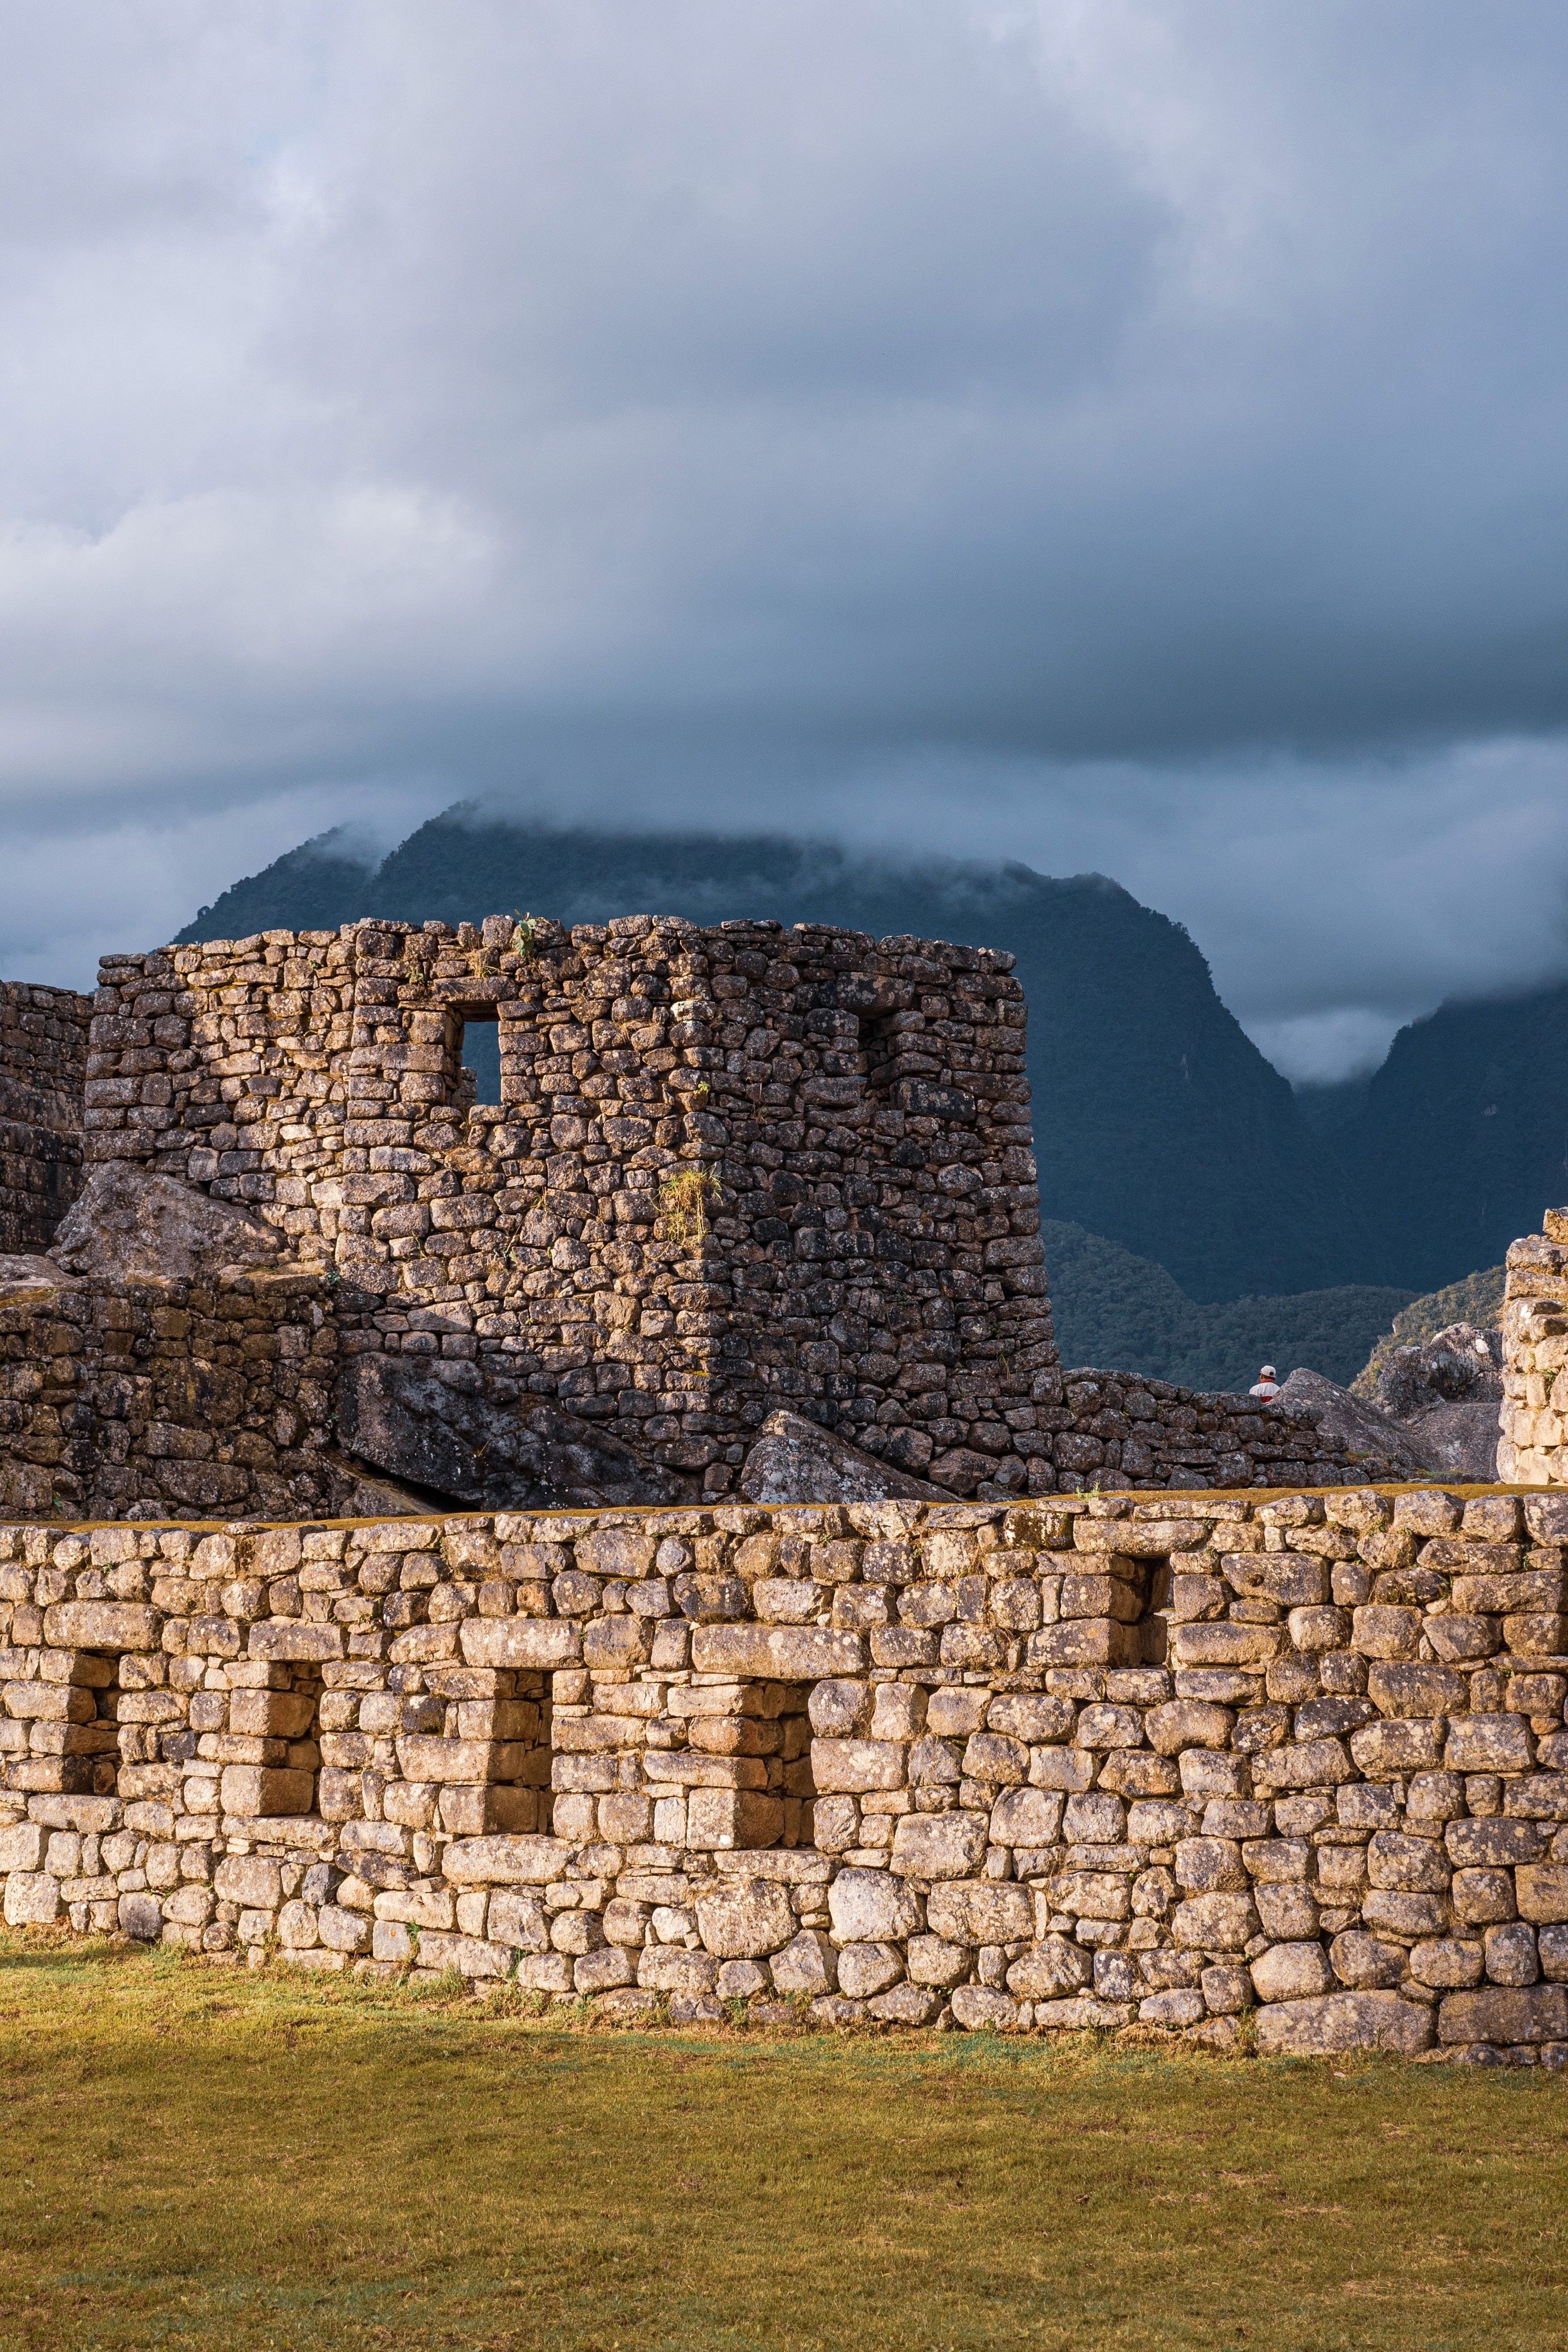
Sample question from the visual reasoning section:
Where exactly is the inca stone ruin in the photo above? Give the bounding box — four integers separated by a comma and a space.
0, 913, 1384, 1521
4, 907, 1568, 2064
6, 1487, 1568, 2064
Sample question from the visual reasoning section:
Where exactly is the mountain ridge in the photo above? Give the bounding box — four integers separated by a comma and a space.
177, 806, 1383, 1306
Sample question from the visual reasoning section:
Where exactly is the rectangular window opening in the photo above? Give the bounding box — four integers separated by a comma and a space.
858, 1008, 899, 1092
457, 1012, 502, 1107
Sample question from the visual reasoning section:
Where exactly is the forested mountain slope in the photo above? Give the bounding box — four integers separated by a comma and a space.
179, 809, 1380, 1303
1330, 983, 1568, 1293
1042, 1220, 1413, 1391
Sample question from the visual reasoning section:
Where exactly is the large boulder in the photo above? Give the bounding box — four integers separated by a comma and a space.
1376, 1322, 1502, 1419
49, 1164, 286, 1283
1401, 1401, 1501, 1483
1273, 1369, 1428, 1478
738, 1409, 944, 1504
1282, 1325, 1502, 1483
317, 1447, 441, 1519
336, 1352, 682, 1509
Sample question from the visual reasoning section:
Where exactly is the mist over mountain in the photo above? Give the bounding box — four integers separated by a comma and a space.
179, 807, 1382, 1305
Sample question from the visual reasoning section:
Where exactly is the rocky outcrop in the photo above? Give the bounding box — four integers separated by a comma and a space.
1370, 1319, 1503, 1481
1376, 1321, 1502, 1419
1401, 1403, 1502, 1483
49, 1164, 288, 1285
738, 1410, 944, 1504
1270, 1367, 1425, 1478
0, 1253, 80, 1302
1280, 1358, 1501, 1484
336, 1352, 683, 1509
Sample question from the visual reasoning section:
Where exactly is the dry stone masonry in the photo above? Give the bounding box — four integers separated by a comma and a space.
6, 1483, 1568, 2063
53, 913, 1384, 1510
1499, 1208, 1568, 1487
0, 1267, 340, 1523
0, 981, 91, 1255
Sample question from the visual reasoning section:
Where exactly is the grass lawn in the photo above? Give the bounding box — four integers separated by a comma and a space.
0, 1932, 1563, 2350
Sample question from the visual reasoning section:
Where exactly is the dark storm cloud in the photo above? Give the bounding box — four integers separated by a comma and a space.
0, 1, 1566, 1075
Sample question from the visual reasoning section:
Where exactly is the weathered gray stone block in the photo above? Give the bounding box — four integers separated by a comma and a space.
442, 1836, 573, 1884
827, 1868, 924, 1944
923, 1880, 1033, 1948
117, 1890, 164, 1942
837, 1941, 905, 1998
1250, 1941, 1334, 2002
50, 1163, 285, 1283
1006, 1938, 1091, 1998
771, 1929, 836, 1995
42, 1602, 162, 1653
1255, 1991, 1435, 2057
739, 1411, 942, 1505
950, 1985, 1019, 2031
694, 1877, 797, 1958
337, 1354, 680, 1510
1438, 1984, 1568, 2044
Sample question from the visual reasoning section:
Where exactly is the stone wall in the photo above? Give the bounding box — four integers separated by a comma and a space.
0, 981, 90, 1254
1012, 1366, 1393, 1492
0, 1267, 340, 1523
84, 917, 1047, 1500
6, 1484, 1568, 2064
1499, 1209, 1568, 1485
75, 916, 1396, 1506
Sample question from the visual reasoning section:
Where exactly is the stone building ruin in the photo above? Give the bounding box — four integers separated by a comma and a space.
0, 913, 1395, 1518
7, 910, 1568, 2068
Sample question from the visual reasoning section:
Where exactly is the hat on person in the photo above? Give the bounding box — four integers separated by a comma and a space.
1258, 1366, 1277, 1380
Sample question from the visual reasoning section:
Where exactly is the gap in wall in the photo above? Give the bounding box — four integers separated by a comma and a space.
460, 1015, 502, 1106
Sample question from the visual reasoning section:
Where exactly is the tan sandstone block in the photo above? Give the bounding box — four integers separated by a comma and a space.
42, 1602, 162, 1652
219, 1766, 313, 1817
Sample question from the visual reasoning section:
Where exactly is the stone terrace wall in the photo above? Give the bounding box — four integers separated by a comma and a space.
1499, 1209, 1568, 1485
6, 1486, 1568, 2065
0, 1269, 340, 1523
84, 915, 1050, 1499
0, 981, 90, 1253
1032, 1367, 1387, 1492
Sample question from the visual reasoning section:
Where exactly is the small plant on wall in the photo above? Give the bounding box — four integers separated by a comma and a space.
658, 1166, 722, 1247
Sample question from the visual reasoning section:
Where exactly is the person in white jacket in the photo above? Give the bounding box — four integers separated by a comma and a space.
1249, 1365, 1281, 1401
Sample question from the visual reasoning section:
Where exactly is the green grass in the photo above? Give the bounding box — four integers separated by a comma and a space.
1, 1931, 1563, 2350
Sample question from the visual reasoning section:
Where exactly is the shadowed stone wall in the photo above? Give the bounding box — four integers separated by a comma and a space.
0, 1267, 340, 1522
0, 981, 91, 1253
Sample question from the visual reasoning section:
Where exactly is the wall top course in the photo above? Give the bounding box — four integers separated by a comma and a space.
6, 1480, 1562, 1539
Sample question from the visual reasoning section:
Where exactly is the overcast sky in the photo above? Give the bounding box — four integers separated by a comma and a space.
2, 1, 1567, 1078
